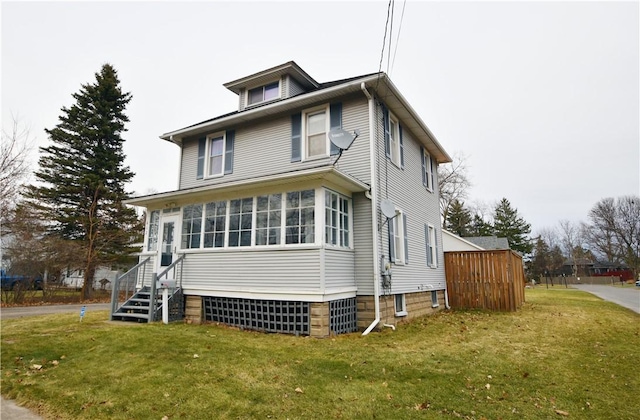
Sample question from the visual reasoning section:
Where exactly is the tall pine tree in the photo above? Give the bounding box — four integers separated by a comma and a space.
26, 64, 139, 300
493, 198, 532, 255
445, 199, 473, 237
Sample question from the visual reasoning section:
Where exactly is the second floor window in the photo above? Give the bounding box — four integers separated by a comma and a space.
306, 109, 327, 159
389, 114, 400, 166
209, 135, 224, 176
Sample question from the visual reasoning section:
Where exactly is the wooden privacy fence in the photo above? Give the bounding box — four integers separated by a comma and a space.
445, 250, 525, 311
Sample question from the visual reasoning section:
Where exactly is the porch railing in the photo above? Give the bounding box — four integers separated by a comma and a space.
110, 257, 151, 320
150, 254, 185, 322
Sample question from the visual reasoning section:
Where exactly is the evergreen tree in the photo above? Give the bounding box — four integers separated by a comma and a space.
469, 214, 494, 237
445, 199, 473, 237
26, 64, 138, 300
492, 198, 532, 255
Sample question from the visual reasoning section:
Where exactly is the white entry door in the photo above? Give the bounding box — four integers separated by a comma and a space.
157, 215, 179, 272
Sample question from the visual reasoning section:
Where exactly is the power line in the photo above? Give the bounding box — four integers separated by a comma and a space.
376, 0, 393, 90
390, 0, 407, 75
386, 0, 395, 74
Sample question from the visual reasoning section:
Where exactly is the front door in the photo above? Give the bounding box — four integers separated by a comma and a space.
157, 215, 179, 272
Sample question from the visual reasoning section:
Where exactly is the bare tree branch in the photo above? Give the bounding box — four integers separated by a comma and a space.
437, 151, 472, 222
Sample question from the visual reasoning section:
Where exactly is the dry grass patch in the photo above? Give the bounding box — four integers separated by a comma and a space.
2, 288, 639, 419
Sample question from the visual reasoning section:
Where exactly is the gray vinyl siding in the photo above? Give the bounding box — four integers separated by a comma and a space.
332, 96, 371, 184
239, 88, 246, 110
374, 101, 446, 294
181, 249, 321, 293
137, 254, 156, 288
353, 192, 374, 295
323, 249, 356, 290
281, 76, 288, 98
288, 77, 306, 97
179, 97, 371, 190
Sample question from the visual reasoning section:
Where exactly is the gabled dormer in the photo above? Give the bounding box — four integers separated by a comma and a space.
223, 61, 319, 111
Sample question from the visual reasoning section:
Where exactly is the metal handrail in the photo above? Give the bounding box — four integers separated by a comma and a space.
157, 254, 185, 287
151, 254, 186, 321
110, 257, 151, 320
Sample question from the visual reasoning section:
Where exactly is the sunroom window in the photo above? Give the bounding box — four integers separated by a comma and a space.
325, 190, 350, 248
255, 194, 282, 246
285, 190, 315, 244
228, 198, 253, 247
147, 210, 160, 251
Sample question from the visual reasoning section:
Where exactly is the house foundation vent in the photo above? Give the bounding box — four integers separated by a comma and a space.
330, 298, 357, 334
202, 297, 310, 335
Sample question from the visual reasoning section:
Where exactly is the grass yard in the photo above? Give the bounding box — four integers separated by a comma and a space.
1, 288, 639, 419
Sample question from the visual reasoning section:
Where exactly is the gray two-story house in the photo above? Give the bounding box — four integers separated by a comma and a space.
123, 61, 451, 337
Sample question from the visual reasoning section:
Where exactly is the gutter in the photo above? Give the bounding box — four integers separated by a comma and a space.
361, 82, 381, 336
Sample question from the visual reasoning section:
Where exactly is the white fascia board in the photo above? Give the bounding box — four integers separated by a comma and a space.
124, 166, 369, 208
367, 77, 452, 164
183, 287, 357, 302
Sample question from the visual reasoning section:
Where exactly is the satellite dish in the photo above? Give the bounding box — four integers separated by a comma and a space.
328, 128, 355, 151
380, 198, 397, 219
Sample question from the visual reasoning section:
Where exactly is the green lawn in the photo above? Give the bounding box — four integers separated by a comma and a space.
2, 288, 639, 419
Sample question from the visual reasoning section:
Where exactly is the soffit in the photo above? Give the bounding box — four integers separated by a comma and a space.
125, 166, 369, 208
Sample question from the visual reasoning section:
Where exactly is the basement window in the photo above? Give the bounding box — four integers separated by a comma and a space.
394, 294, 407, 317
431, 291, 439, 308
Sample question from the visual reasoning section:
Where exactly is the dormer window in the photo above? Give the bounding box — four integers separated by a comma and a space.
247, 82, 280, 106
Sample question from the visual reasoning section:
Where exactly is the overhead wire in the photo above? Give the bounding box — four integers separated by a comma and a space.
390, 0, 407, 75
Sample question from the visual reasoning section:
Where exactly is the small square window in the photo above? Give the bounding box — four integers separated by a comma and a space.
431, 290, 439, 308
394, 294, 407, 316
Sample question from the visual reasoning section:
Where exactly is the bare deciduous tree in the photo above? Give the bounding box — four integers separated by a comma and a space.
0, 117, 34, 227
586, 196, 640, 278
438, 151, 471, 222
558, 219, 586, 276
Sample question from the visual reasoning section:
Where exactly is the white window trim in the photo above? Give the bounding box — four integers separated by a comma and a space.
205, 131, 226, 179
246, 80, 281, 107
424, 149, 434, 192
301, 104, 330, 161
394, 293, 407, 317
389, 112, 401, 167
392, 208, 406, 265
427, 223, 437, 268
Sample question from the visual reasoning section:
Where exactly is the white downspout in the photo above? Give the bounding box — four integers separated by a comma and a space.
444, 288, 451, 309
361, 82, 381, 336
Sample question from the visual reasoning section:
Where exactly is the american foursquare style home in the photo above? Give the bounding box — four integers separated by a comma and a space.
121, 62, 451, 337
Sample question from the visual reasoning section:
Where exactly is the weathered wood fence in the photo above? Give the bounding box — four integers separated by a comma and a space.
444, 250, 525, 311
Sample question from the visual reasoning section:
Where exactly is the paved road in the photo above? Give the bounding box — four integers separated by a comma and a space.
572, 284, 640, 314
1, 397, 44, 420
0, 303, 111, 320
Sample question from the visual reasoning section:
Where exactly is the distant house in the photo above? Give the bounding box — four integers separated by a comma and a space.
441, 230, 484, 252
62, 267, 120, 290
118, 61, 452, 336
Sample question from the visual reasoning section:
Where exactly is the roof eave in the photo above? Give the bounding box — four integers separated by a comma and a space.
124, 166, 369, 208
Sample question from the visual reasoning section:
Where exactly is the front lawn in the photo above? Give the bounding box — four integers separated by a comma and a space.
1, 288, 638, 419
